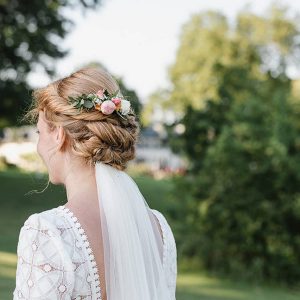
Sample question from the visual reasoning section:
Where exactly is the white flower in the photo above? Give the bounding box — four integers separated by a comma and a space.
120, 99, 131, 115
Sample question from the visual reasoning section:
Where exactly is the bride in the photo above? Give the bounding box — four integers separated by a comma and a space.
13, 67, 177, 299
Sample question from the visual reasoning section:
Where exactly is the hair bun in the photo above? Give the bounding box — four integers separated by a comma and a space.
24, 67, 140, 170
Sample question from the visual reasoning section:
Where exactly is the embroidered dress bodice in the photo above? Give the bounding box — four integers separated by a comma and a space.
13, 205, 177, 299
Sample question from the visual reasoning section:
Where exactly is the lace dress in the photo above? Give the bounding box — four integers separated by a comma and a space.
13, 205, 177, 299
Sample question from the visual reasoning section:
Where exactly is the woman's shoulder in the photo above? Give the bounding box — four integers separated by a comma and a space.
21, 205, 67, 235
150, 209, 177, 296
17, 206, 77, 267
14, 207, 75, 299
150, 209, 173, 233
150, 208, 177, 249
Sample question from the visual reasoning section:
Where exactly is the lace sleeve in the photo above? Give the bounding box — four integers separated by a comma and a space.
13, 213, 74, 299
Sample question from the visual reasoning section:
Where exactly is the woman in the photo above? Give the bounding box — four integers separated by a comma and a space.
13, 67, 177, 299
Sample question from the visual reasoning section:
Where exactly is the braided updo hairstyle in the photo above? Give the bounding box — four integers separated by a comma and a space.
24, 67, 139, 170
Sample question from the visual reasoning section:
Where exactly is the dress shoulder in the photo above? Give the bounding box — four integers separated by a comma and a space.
151, 209, 177, 299
13, 210, 75, 299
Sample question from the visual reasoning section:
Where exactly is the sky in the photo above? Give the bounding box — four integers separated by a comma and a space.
28, 0, 300, 103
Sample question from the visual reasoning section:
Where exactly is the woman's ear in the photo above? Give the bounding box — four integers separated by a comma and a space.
55, 125, 67, 151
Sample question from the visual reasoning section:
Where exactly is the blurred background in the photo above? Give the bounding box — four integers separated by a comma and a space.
1, 0, 300, 299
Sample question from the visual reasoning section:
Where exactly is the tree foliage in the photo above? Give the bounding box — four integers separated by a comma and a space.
165, 5, 300, 283
0, 0, 101, 127
165, 4, 300, 112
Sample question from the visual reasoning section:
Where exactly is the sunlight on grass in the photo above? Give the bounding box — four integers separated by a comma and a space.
176, 272, 300, 300
0, 251, 17, 299
0, 251, 17, 279
177, 273, 246, 300
0, 251, 17, 265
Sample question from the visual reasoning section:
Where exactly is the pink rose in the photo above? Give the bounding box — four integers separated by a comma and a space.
111, 97, 121, 107
96, 89, 105, 99
101, 100, 116, 115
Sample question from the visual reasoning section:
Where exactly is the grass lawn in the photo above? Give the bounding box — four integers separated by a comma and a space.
176, 272, 300, 300
1, 169, 300, 299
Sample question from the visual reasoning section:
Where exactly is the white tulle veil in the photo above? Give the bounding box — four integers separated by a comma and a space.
94, 161, 173, 300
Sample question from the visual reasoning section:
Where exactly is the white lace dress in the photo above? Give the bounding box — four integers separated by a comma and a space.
13, 205, 177, 299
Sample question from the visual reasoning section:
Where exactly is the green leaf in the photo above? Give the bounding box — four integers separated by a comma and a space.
111, 90, 117, 98
83, 100, 94, 108
87, 94, 95, 100
116, 111, 127, 120
104, 89, 110, 98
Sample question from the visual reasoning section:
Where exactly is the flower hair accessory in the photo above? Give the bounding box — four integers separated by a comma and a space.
68, 89, 131, 119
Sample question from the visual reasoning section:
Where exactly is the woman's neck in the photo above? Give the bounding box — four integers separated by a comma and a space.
63, 160, 98, 208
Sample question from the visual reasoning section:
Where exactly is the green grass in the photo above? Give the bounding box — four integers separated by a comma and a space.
0, 251, 17, 300
1, 169, 300, 300
177, 272, 300, 300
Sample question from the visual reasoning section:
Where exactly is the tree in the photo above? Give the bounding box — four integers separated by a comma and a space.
163, 5, 300, 283
0, 0, 102, 128
160, 4, 300, 113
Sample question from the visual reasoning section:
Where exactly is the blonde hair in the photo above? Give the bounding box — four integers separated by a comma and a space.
24, 67, 139, 170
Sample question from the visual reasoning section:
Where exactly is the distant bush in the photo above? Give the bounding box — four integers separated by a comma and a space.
127, 163, 155, 177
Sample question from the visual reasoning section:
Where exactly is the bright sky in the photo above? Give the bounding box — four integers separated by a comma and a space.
28, 0, 300, 102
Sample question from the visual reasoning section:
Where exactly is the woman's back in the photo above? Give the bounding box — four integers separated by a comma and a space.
13, 205, 177, 299
15, 67, 177, 299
